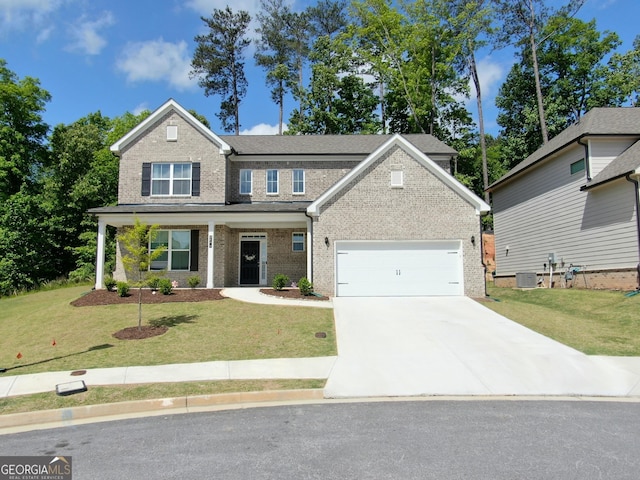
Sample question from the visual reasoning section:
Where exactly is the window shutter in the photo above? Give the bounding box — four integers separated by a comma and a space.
190, 229, 199, 271
141, 163, 151, 196
191, 162, 200, 196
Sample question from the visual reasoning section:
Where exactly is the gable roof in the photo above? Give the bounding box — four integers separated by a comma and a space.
110, 99, 232, 155
488, 107, 640, 191
219, 133, 456, 156
583, 139, 640, 190
307, 134, 491, 216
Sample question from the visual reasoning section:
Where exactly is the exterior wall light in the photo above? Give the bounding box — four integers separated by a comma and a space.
324, 237, 330, 247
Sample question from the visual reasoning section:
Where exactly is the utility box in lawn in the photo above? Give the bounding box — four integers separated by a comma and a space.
516, 272, 537, 288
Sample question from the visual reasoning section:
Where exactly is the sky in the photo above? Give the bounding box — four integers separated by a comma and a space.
0, 0, 638, 137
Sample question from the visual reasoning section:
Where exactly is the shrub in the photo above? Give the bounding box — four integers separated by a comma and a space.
104, 276, 117, 291
272, 274, 290, 291
187, 276, 200, 288
116, 281, 130, 297
298, 277, 313, 296
158, 278, 173, 295
147, 276, 161, 291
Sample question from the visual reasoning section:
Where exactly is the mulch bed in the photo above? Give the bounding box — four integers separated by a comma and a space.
112, 325, 168, 340
260, 288, 330, 301
70, 288, 226, 307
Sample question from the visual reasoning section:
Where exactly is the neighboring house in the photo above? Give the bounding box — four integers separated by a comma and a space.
90, 99, 490, 297
488, 108, 640, 290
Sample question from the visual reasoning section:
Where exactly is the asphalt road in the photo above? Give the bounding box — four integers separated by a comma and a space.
3, 400, 640, 479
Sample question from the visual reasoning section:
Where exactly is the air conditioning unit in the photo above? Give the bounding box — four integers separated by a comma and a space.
516, 272, 537, 288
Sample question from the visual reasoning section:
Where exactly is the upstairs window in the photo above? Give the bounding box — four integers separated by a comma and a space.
266, 169, 279, 194
240, 169, 252, 195
151, 163, 191, 196
150, 230, 191, 271
292, 169, 305, 194
570, 158, 585, 175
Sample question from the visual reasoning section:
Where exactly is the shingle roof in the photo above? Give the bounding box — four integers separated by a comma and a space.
488, 107, 640, 191
219, 134, 457, 156
584, 139, 640, 189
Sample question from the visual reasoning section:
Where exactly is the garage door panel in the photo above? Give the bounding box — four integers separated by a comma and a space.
336, 241, 462, 297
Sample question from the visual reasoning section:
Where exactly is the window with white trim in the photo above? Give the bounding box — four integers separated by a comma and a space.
292, 232, 305, 252
240, 169, 252, 195
152, 163, 191, 196
150, 230, 191, 271
266, 169, 279, 194
292, 169, 305, 194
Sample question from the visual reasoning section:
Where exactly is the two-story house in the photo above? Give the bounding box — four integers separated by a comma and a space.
90, 99, 490, 297
488, 107, 640, 290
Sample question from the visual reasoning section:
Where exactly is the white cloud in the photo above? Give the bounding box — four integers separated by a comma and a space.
240, 123, 288, 135
0, 0, 69, 35
116, 38, 198, 91
470, 57, 505, 101
186, 0, 261, 17
65, 11, 115, 55
132, 103, 150, 115
36, 25, 55, 43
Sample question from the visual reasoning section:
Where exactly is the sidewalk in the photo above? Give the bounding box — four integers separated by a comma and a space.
0, 288, 335, 398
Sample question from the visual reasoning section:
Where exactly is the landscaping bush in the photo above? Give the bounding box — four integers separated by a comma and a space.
158, 278, 173, 295
272, 274, 290, 291
147, 276, 161, 291
104, 276, 117, 292
298, 277, 313, 296
187, 276, 200, 288
116, 281, 130, 297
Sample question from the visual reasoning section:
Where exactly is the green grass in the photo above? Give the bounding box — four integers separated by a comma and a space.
0, 379, 325, 415
0, 286, 336, 376
484, 285, 640, 356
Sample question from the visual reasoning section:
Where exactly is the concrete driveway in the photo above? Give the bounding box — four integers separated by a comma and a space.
324, 297, 640, 398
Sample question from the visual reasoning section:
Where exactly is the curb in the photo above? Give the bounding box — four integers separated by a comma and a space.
0, 389, 325, 434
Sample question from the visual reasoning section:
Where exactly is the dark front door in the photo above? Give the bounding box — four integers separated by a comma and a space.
240, 241, 260, 285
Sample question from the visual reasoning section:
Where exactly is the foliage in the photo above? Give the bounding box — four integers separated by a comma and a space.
116, 281, 130, 297
188, 276, 201, 288
273, 273, 290, 291
147, 276, 161, 291
191, 7, 251, 134
158, 278, 174, 295
104, 276, 117, 291
298, 277, 313, 296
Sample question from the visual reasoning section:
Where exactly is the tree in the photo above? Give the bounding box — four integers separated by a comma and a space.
0, 59, 50, 202
493, 0, 585, 144
191, 7, 251, 135
118, 218, 165, 330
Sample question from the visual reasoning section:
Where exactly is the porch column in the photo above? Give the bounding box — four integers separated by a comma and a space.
207, 221, 215, 288
306, 216, 313, 281
95, 219, 106, 290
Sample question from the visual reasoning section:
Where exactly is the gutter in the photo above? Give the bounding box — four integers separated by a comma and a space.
576, 136, 591, 181
625, 173, 640, 287
304, 210, 314, 283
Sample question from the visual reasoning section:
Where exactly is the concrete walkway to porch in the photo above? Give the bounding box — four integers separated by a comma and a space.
220, 287, 333, 308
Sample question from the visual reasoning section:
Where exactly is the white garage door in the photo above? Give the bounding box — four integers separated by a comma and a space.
335, 241, 463, 297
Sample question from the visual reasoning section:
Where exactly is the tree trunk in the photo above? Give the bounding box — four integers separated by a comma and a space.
528, 1, 549, 144
278, 79, 284, 135
470, 51, 490, 204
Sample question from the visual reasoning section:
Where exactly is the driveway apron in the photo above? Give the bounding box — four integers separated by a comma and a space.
324, 297, 640, 398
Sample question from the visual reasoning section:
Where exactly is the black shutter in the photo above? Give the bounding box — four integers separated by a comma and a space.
191, 162, 200, 196
141, 163, 151, 196
190, 229, 199, 271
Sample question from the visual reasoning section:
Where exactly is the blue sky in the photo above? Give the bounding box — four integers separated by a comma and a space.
1, 0, 637, 136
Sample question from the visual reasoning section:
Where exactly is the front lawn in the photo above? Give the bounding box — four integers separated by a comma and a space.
484, 285, 640, 356
0, 286, 336, 376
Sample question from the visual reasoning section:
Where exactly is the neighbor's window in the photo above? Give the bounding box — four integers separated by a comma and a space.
150, 230, 190, 271
151, 163, 191, 196
292, 232, 305, 252
240, 169, 252, 195
292, 169, 305, 194
570, 158, 585, 175
266, 169, 279, 194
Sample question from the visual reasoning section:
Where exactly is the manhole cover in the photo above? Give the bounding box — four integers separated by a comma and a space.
70, 370, 87, 376
315, 332, 327, 338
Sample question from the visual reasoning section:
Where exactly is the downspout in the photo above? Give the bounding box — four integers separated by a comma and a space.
479, 214, 488, 297
576, 135, 591, 181
304, 210, 314, 283
625, 173, 640, 289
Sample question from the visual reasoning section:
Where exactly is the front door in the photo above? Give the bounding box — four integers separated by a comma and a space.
240, 241, 260, 285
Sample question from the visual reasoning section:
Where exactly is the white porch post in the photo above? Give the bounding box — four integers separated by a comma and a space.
207, 221, 215, 288
306, 216, 313, 281
95, 219, 106, 290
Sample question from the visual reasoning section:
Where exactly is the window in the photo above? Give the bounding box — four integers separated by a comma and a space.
570, 158, 585, 175
266, 169, 279, 194
292, 169, 305, 194
151, 163, 191, 196
292, 232, 305, 252
150, 230, 190, 271
391, 170, 404, 187
240, 169, 252, 195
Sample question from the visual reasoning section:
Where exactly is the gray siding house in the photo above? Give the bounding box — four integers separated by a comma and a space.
488, 108, 640, 290
91, 99, 490, 297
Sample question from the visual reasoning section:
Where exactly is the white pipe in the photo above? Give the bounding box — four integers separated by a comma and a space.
548, 263, 553, 288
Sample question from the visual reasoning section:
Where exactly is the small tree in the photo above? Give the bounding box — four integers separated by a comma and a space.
118, 218, 165, 330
